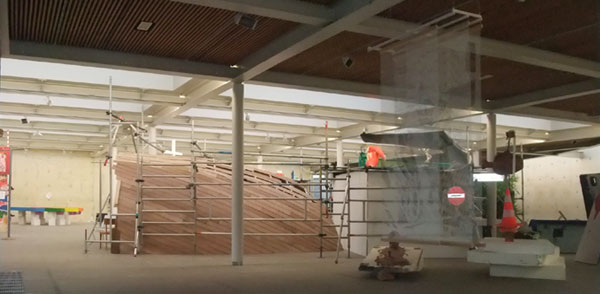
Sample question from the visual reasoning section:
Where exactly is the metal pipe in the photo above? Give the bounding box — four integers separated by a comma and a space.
486, 113, 497, 237
198, 150, 326, 160
108, 76, 114, 244
195, 161, 325, 166
200, 232, 320, 237
6, 148, 12, 239
197, 217, 321, 222
231, 82, 244, 266
195, 197, 314, 201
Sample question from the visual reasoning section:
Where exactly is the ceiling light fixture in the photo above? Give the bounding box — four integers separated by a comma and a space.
136, 21, 155, 32
179, 94, 186, 99
336, 130, 341, 133
397, 116, 403, 120
545, 132, 550, 135
230, 64, 241, 69
147, 115, 153, 118
233, 13, 258, 30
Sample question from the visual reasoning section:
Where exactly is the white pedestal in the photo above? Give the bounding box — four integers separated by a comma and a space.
31, 212, 42, 226
468, 238, 566, 280
17, 211, 26, 225
56, 213, 66, 226
46, 212, 57, 226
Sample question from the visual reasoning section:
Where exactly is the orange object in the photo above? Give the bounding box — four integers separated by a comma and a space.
366, 146, 386, 167
498, 188, 520, 239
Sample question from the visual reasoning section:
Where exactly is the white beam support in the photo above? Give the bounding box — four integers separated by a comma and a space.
0, 0, 9, 56
336, 140, 344, 168
486, 113, 497, 237
231, 82, 244, 266
489, 80, 600, 110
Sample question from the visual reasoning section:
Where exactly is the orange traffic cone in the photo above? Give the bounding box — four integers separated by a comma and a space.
498, 187, 520, 242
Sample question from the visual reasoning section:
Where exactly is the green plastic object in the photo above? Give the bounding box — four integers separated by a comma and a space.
358, 152, 367, 167
44, 207, 65, 212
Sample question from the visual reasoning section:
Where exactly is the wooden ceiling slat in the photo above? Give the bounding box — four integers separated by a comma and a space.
9, 0, 297, 65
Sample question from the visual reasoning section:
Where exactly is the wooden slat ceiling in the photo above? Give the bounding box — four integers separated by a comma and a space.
382, 0, 598, 47
7, 0, 598, 116
9, 0, 298, 66
539, 94, 600, 116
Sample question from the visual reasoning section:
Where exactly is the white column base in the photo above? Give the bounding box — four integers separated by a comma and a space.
17, 211, 26, 225
31, 213, 42, 226
46, 212, 57, 226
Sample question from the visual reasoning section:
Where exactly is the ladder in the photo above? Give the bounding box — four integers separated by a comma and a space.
137, 157, 198, 254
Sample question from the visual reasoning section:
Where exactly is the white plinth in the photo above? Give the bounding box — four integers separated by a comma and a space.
31, 213, 42, 226
56, 213, 66, 226
17, 211, 26, 225
46, 212, 57, 226
490, 257, 566, 280
468, 238, 566, 280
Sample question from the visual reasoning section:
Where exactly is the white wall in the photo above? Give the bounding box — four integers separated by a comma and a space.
10, 150, 100, 223
516, 146, 600, 221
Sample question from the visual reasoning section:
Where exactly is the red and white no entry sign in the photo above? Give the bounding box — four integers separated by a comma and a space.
447, 186, 466, 206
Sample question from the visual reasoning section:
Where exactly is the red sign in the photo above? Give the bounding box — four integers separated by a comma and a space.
447, 186, 466, 206
0, 147, 9, 175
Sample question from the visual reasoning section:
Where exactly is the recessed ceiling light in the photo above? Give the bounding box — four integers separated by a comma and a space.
473, 141, 477, 145
257, 146, 261, 150
485, 99, 492, 103
336, 130, 341, 133
397, 116, 402, 120
545, 132, 550, 135
136, 21, 154, 32
230, 64, 241, 69
147, 115, 153, 118
179, 94, 186, 99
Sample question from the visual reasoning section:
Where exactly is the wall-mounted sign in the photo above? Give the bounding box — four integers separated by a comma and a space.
447, 186, 466, 206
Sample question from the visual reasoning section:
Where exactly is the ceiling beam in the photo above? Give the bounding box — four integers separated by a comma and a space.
8, 41, 237, 80
488, 79, 600, 110
0, 0, 9, 56
505, 107, 600, 125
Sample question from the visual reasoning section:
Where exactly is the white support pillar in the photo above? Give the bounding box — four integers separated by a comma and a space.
148, 127, 157, 155
110, 147, 119, 215
486, 113, 498, 237
231, 82, 244, 266
336, 140, 344, 168
257, 155, 263, 170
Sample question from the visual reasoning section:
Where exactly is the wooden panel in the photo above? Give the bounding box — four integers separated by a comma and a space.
382, 0, 598, 46
481, 57, 589, 101
8, 0, 298, 65
115, 154, 338, 255
538, 94, 600, 116
273, 31, 382, 84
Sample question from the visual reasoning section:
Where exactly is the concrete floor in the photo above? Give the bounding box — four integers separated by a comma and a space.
1, 224, 599, 294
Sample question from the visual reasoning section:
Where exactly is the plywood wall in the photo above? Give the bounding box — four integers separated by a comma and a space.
114, 154, 338, 255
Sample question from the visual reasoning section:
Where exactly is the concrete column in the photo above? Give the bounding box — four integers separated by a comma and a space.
148, 127, 157, 155
486, 113, 498, 237
336, 140, 344, 168
257, 155, 263, 170
231, 82, 244, 266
